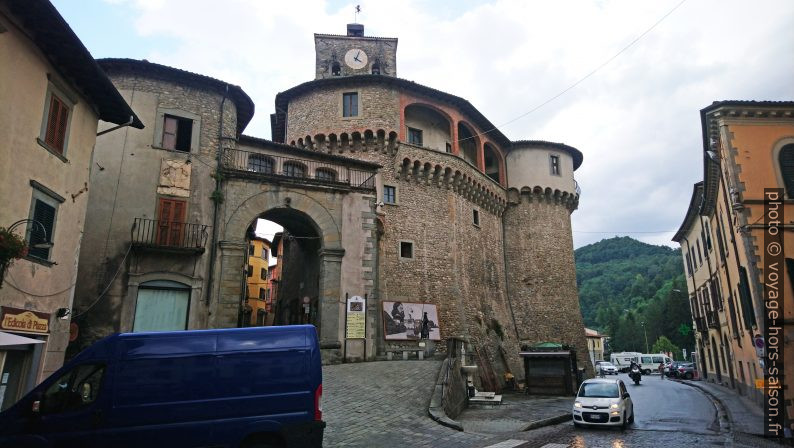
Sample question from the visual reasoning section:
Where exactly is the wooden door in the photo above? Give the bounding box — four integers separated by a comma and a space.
157, 198, 186, 246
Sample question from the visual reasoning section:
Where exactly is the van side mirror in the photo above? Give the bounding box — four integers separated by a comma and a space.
622, 393, 630, 399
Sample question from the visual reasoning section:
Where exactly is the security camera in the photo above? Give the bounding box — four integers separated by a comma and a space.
56, 308, 71, 319
376, 201, 385, 207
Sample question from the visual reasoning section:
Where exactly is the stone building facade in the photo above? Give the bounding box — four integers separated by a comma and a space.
71, 24, 591, 385
674, 101, 794, 431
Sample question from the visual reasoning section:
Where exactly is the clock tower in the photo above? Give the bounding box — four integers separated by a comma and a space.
314, 24, 398, 79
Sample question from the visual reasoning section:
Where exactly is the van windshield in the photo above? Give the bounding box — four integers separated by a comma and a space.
578, 383, 619, 398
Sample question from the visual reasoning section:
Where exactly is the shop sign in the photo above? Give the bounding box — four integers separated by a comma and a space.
0, 306, 50, 334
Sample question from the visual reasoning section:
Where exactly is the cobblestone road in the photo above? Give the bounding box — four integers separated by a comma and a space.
323, 360, 493, 447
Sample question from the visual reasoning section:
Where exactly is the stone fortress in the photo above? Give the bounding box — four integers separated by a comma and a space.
72, 23, 591, 385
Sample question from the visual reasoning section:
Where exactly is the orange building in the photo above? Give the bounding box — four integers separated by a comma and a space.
244, 236, 271, 326
674, 101, 793, 434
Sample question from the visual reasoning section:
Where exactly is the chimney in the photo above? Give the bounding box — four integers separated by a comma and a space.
347, 23, 364, 37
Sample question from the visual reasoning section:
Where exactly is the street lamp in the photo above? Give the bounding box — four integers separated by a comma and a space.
641, 321, 649, 353
7, 219, 53, 249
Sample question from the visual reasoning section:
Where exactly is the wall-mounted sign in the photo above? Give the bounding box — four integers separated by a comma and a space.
346, 296, 366, 339
382, 301, 440, 341
1, 306, 50, 334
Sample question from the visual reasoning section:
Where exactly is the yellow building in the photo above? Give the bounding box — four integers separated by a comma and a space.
674, 101, 793, 432
0, 0, 141, 409
585, 327, 606, 367
244, 237, 272, 326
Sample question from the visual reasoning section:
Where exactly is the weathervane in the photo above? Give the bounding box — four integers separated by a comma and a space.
354, 5, 361, 23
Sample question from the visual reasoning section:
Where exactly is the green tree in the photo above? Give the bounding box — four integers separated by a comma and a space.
651, 336, 680, 359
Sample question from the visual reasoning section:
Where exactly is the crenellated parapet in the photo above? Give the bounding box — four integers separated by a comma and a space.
290, 128, 399, 156
506, 185, 579, 212
395, 143, 508, 215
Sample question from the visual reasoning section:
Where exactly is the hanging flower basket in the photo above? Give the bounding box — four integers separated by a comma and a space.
0, 227, 28, 288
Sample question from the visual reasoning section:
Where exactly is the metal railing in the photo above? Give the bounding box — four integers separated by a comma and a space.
223, 149, 376, 189
694, 316, 707, 333
705, 310, 720, 329
131, 218, 209, 250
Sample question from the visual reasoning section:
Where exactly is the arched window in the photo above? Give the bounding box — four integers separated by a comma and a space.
133, 280, 190, 332
779, 143, 794, 198
331, 62, 341, 76
371, 61, 381, 75
315, 168, 337, 182
283, 161, 306, 178
247, 154, 274, 174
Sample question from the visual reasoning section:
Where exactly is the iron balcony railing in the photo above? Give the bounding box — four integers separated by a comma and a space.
694, 316, 707, 333
222, 148, 376, 190
131, 218, 210, 251
706, 310, 720, 329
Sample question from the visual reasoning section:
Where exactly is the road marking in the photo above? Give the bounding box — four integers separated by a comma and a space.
482, 440, 528, 448
539, 444, 569, 448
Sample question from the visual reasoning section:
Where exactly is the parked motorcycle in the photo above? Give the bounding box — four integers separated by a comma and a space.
629, 366, 642, 385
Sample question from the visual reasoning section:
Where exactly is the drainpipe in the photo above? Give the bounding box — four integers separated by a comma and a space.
96, 116, 135, 136
205, 85, 229, 306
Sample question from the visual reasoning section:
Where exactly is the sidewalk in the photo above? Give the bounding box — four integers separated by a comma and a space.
680, 379, 764, 436
456, 392, 572, 434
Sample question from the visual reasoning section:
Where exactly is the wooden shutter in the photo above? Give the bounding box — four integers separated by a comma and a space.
780, 144, 794, 197
157, 198, 186, 246
162, 116, 178, 150
44, 94, 69, 153
29, 200, 56, 259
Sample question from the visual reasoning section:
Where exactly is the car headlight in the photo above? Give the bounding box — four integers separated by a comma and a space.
574, 402, 582, 408
610, 403, 620, 409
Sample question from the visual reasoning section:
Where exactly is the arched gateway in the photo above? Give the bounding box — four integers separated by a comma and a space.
214, 136, 380, 363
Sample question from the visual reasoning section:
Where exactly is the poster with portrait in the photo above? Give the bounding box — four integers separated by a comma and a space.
382, 301, 440, 340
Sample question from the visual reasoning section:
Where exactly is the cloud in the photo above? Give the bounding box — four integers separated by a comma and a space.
91, 0, 794, 249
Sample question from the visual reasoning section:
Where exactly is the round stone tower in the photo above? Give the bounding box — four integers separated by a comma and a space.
502, 141, 593, 375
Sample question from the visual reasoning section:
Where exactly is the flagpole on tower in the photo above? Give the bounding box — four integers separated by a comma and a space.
354, 5, 361, 23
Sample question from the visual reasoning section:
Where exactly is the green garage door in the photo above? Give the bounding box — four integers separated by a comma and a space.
133, 281, 190, 332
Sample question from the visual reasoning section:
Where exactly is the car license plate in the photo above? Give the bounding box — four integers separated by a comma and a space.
591, 414, 604, 420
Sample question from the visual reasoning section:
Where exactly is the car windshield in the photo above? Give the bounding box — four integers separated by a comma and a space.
578, 382, 619, 398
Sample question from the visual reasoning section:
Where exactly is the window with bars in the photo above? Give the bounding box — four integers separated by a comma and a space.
283, 162, 306, 177
342, 92, 358, 117
315, 168, 337, 182
261, 267, 266, 280
259, 288, 265, 300
247, 154, 274, 173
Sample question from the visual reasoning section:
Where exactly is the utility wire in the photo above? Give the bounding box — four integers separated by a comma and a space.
72, 244, 132, 319
457, 0, 689, 144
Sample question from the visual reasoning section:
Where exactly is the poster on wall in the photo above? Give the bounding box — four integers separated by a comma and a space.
382, 301, 440, 340
346, 296, 366, 339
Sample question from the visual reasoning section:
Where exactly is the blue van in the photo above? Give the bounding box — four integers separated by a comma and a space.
0, 325, 324, 448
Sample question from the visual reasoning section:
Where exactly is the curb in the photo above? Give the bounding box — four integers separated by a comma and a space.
521, 413, 572, 431
427, 358, 464, 432
674, 379, 732, 435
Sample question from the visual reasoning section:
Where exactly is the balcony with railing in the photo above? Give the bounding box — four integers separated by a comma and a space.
131, 218, 210, 254
706, 310, 720, 329
694, 316, 707, 334
222, 148, 376, 190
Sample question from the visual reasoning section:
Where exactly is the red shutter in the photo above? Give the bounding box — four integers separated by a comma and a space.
44, 95, 69, 153
162, 116, 178, 150
157, 198, 186, 246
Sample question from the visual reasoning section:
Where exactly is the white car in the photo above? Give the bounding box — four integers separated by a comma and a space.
573, 378, 634, 429
596, 361, 618, 375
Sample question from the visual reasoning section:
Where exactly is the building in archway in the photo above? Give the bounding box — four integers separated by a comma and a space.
71, 24, 591, 384
244, 236, 272, 326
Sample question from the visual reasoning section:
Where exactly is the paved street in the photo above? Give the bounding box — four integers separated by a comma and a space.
323, 363, 774, 448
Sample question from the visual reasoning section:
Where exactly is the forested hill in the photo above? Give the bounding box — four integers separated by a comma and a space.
575, 236, 694, 356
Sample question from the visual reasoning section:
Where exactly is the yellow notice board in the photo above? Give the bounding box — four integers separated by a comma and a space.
346, 296, 366, 339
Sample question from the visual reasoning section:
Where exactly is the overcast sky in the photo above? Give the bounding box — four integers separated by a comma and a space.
53, 0, 794, 249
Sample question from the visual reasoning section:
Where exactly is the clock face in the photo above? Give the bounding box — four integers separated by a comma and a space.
344, 48, 368, 70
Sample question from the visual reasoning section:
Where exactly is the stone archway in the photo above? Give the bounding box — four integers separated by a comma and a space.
213, 186, 346, 361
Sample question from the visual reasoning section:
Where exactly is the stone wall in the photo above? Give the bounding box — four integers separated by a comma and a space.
314, 34, 398, 79
503, 192, 593, 375
286, 84, 400, 144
